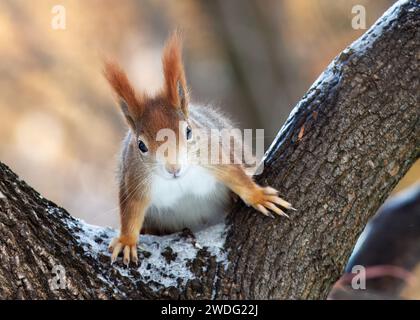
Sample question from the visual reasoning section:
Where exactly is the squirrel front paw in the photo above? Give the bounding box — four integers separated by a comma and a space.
108, 236, 138, 265
246, 186, 295, 218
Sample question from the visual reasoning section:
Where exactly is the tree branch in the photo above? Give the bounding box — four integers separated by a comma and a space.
0, 0, 418, 299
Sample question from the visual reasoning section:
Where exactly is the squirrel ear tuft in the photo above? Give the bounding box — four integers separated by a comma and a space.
103, 60, 144, 130
162, 31, 189, 116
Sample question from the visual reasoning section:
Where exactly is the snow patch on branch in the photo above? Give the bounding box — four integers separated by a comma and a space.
72, 219, 228, 290
138, 223, 227, 289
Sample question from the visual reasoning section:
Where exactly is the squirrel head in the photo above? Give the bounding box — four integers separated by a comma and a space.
104, 31, 193, 179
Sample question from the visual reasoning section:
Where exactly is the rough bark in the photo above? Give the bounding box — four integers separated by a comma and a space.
0, 0, 418, 299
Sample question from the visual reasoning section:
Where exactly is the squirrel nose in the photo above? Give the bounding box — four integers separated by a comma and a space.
165, 164, 181, 177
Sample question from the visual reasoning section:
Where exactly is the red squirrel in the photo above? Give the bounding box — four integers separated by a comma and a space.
104, 32, 294, 265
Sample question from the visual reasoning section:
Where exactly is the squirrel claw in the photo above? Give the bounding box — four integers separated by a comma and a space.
250, 186, 293, 219
109, 237, 139, 266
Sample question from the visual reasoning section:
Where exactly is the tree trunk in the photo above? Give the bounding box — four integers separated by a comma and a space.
0, 0, 418, 299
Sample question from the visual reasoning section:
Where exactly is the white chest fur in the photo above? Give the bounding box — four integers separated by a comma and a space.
150, 165, 218, 207
147, 165, 230, 232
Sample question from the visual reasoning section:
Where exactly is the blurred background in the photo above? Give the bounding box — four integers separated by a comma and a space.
0, 0, 418, 229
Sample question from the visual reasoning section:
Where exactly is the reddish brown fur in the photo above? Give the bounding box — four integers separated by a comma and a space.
138, 97, 185, 153
162, 31, 189, 115
103, 60, 144, 119
104, 33, 189, 153
104, 32, 293, 265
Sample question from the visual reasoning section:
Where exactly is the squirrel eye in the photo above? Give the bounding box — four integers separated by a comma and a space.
186, 126, 192, 140
138, 140, 148, 153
